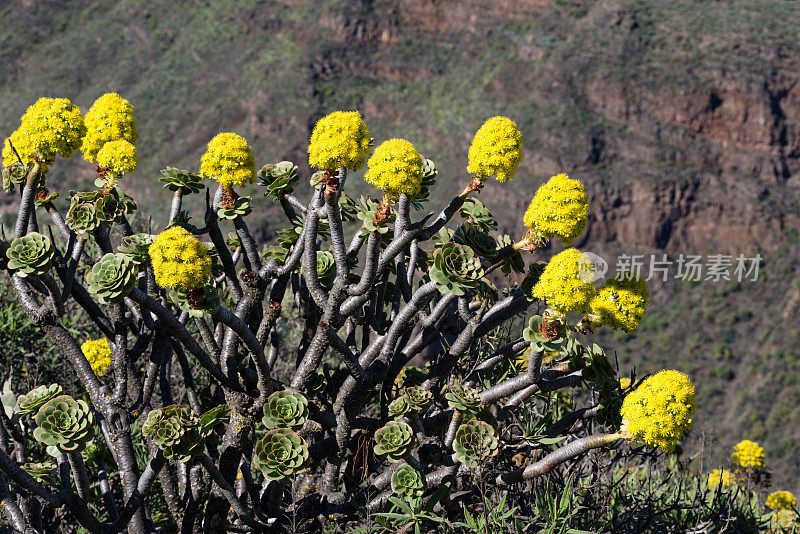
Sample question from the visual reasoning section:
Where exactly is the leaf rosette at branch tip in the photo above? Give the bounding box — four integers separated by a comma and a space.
394, 366, 427, 391
429, 242, 484, 296
34, 187, 58, 207
497, 234, 526, 275
217, 195, 252, 220
33, 395, 95, 457
523, 315, 566, 352
409, 157, 437, 209
2, 161, 31, 192
23, 461, 58, 484
300, 251, 335, 287
388, 396, 412, 419
460, 408, 499, 431
142, 404, 229, 462
253, 427, 310, 483
459, 198, 498, 232
86, 253, 137, 304
6, 232, 54, 278
403, 386, 433, 412
445, 384, 483, 413
338, 193, 359, 222
262, 390, 309, 431
453, 223, 497, 259
391, 464, 427, 500
159, 167, 205, 194
169, 286, 219, 317
16, 384, 62, 415
356, 195, 394, 235
453, 420, 499, 468
118, 233, 155, 264
373, 420, 415, 463
258, 161, 299, 198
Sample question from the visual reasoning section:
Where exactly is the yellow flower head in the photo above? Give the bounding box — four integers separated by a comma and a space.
731, 439, 765, 469
619, 377, 632, 390
81, 338, 112, 377
199, 132, 255, 189
767, 491, 798, 511
531, 248, 597, 314
364, 138, 423, 198
149, 226, 212, 290
590, 273, 650, 333
467, 116, 523, 182
524, 173, 588, 244
97, 139, 138, 180
620, 370, 695, 452
3, 97, 85, 165
308, 111, 371, 171
707, 469, 731, 489
81, 93, 138, 163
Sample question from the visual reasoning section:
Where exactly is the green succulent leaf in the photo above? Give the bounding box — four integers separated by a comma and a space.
262, 390, 309, 431
33, 395, 96, 456
373, 421, 414, 463
118, 233, 155, 265
258, 161, 300, 198
217, 195, 252, 220
429, 243, 484, 296
86, 253, 138, 304
160, 167, 205, 194
453, 420, 499, 468
391, 464, 427, 500
253, 427, 309, 483
16, 384, 62, 415
6, 232, 54, 278
445, 384, 483, 414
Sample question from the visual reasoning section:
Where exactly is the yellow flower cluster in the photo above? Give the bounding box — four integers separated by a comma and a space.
199, 132, 255, 189
149, 226, 212, 290
364, 138, 424, 198
97, 139, 138, 180
308, 111, 371, 171
731, 439, 765, 469
467, 116, 523, 182
707, 469, 731, 489
81, 338, 112, 377
620, 370, 695, 452
619, 377, 631, 390
531, 248, 596, 314
767, 491, 798, 511
590, 273, 650, 333
81, 93, 138, 163
523, 173, 588, 245
3, 97, 86, 166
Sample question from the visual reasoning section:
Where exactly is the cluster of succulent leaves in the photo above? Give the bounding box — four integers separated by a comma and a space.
408, 158, 437, 210
159, 167, 204, 194
6, 232, 54, 278
429, 242, 485, 296
117, 233, 155, 264
356, 196, 395, 234
86, 253, 137, 304
2, 161, 31, 192
33, 394, 96, 457
217, 195, 252, 220
66, 189, 135, 237
373, 420, 415, 463
142, 404, 229, 462
453, 420, 499, 468
258, 161, 299, 198
253, 390, 311, 482
389, 386, 434, 418
16, 384, 62, 415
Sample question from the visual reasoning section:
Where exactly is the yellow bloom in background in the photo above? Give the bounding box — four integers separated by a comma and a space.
590, 273, 650, 333
707, 469, 731, 489
467, 116, 523, 182
81, 338, 112, 377
531, 248, 597, 314
81, 93, 138, 163
149, 226, 212, 290
620, 370, 695, 452
199, 132, 255, 189
731, 439, 765, 469
3, 97, 85, 165
767, 491, 798, 511
364, 138, 423, 198
97, 139, 138, 180
308, 111, 371, 171
619, 377, 631, 390
523, 173, 588, 244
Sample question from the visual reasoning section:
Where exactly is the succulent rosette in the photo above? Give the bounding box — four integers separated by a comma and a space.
403, 386, 433, 412
388, 396, 412, 419
391, 464, 427, 500
6, 232, 54, 277
373, 421, 415, 463
262, 390, 309, 431
66, 192, 101, 236
142, 404, 228, 462
33, 395, 96, 456
301, 251, 335, 287
118, 233, 155, 264
258, 161, 300, 198
395, 366, 427, 390
453, 224, 497, 259
159, 167, 204, 194
445, 384, 483, 413
23, 461, 58, 484
2, 161, 30, 193
216, 195, 252, 220
16, 384, 62, 415
86, 253, 138, 304
453, 420, 499, 468
253, 428, 310, 483
429, 243, 484, 296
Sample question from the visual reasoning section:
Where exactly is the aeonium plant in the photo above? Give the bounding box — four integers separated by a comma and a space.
0, 96, 699, 534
